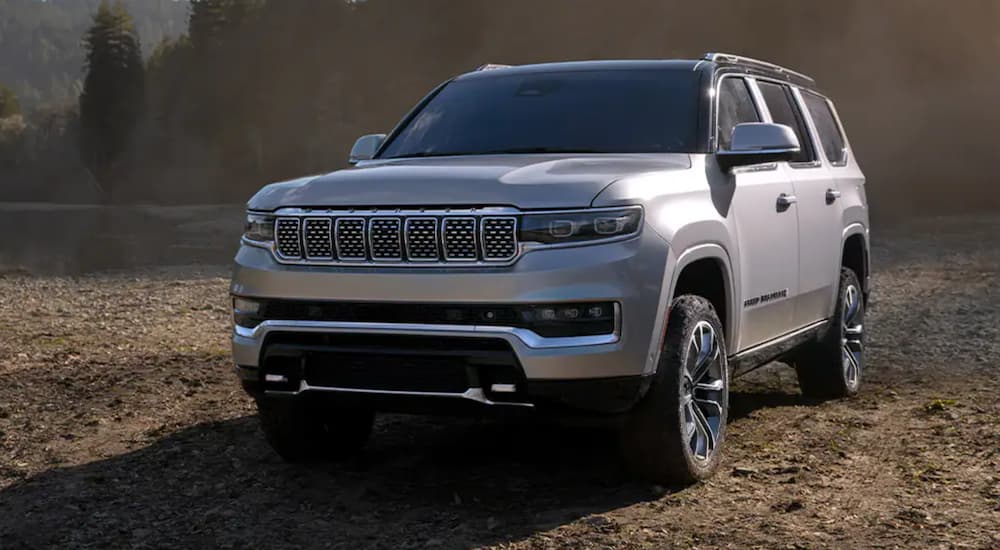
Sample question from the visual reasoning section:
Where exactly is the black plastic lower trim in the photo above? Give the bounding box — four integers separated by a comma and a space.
524, 375, 651, 415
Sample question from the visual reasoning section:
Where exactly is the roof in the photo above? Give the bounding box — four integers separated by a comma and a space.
456, 54, 817, 89
454, 59, 704, 81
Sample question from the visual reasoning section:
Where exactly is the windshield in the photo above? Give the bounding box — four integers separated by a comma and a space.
378, 69, 701, 159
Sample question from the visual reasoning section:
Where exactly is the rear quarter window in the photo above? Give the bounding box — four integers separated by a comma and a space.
803, 91, 848, 165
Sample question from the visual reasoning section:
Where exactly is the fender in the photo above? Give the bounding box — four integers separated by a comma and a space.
644, 242, 738, 375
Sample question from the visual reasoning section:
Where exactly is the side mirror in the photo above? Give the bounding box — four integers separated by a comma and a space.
717, 123, 800, 171
348, 133, 386, 165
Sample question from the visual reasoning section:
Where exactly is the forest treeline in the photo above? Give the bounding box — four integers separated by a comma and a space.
0, 0, 998, 216
0, 0, 187, 109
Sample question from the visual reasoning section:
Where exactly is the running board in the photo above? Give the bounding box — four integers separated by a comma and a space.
729, 319, 829, 376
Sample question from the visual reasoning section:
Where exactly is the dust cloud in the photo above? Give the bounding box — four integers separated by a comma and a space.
358, 0, 1000, 220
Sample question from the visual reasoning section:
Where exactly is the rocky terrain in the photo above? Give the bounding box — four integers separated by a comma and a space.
0, 214, 997, 549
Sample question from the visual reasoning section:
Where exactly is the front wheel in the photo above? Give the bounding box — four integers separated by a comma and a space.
621, 295, 729, 485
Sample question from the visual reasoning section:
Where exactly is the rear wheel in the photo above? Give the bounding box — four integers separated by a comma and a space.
621, 295, 729, 485
257, 397, 375, 462
795, 267, 865, 398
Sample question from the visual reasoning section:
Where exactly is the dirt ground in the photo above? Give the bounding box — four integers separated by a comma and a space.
0, 215, 997, 549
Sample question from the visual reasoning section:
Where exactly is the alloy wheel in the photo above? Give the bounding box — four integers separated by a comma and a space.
842, 284, 864, 391
681, 321, 726, 462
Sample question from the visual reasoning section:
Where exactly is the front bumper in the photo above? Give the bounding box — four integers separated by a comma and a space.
231, 227, 669, 413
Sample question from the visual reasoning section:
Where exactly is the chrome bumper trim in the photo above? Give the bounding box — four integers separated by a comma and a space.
266, 383, 534, 408
233, 303, 621, 350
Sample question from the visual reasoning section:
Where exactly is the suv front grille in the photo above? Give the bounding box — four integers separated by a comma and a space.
271, 211, 519, 265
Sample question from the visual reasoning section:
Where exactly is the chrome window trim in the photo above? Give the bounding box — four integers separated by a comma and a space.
233, 303, 622, 350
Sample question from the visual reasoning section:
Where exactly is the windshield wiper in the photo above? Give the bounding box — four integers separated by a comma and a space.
385, 147, 608, 159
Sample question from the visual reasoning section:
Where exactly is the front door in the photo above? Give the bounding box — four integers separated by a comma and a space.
719, 76, 800, 350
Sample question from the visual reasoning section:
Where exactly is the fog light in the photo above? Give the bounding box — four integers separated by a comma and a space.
233, 297, 263, 329
234, 297, 261, 314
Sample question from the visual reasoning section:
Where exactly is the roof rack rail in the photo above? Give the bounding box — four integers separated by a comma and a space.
475, 63, 513, 71
702, 52, 815, 85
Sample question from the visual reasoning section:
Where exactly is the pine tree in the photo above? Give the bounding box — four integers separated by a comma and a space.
0, 83, 21, 118
189, 0, 259, 51
79, 0, 145, 195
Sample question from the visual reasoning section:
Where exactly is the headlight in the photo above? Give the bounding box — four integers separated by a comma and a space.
519, 207, 642, 245
244, 212, 275, 243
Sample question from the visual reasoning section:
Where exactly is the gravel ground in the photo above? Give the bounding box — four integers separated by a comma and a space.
0, 215, 997, 549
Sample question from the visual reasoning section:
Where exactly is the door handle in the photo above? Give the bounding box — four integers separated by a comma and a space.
776, 193, 798, 211
826, 188, 842, 203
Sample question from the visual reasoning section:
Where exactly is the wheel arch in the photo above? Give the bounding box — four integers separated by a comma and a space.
665, 244, 738, 355
841, 223, 870, 301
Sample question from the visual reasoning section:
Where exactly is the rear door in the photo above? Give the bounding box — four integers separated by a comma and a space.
720, 76, 799, 349
757, 81, 841, 328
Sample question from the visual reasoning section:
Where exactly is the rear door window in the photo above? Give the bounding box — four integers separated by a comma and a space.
803, 91, 848, 165
717, 77, 760, 151
757, 81, 816, 165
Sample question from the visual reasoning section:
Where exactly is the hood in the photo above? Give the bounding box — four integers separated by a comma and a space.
247, 153, 692, 211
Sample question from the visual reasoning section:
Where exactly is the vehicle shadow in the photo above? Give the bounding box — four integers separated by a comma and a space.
0, 376, 816, 550
0, 413, 652, 549
729, 364, 816, 420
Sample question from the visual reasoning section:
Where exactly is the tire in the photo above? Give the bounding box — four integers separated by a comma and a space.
621, 295, 729, 485
257, 397, 375, 462
794, 267, 865, 399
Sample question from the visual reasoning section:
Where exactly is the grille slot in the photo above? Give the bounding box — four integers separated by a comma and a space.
275, 218, 302, 258
335, 218, 367, 259
405, 218, 440, 261
303, 218, 333, 259
442, 217, 478, 260
481, 217, 518, 260
369, 218, 403, 260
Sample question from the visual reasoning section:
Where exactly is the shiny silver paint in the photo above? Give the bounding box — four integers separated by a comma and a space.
231, 59, 869, 390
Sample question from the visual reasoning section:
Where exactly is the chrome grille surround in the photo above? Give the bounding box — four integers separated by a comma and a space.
266, 208, 520, 267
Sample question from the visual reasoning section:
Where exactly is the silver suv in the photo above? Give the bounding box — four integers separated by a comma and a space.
231, 53, 870, 483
